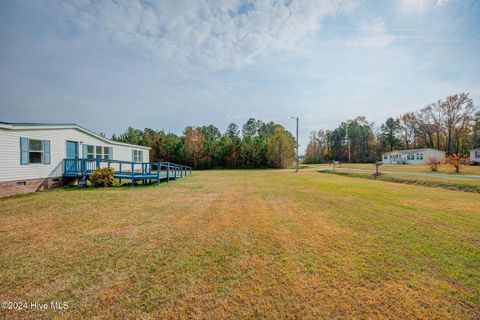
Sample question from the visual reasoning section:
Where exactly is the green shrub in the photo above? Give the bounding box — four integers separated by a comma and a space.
90, 167, 115, 187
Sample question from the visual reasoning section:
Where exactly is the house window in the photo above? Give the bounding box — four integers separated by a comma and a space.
86, 145, 110, 159
95, 146, 110, 159
29, 139, 44, 163
476, 151, 480, 159
384, 154, 387, 159
103, 147, 110, 160
86, 145, 95, 159
133, 150, 143, 162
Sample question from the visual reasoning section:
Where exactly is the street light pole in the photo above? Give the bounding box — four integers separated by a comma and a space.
291, 117, 299, 173
346, 125, 351, 164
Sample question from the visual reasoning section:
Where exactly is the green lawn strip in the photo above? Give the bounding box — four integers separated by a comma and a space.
318, 170, 480, 193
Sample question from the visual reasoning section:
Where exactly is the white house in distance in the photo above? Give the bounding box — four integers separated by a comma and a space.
382, 148, 445, 165
470, 147, 480, 164
0, 122, 150, 197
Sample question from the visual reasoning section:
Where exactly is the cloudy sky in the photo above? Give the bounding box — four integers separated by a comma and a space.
1, 0, 479, 149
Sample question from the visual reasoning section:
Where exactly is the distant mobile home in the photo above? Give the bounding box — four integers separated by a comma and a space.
382, 148, 445, 165
0, 122, 150, 197
471, 148, 480, 164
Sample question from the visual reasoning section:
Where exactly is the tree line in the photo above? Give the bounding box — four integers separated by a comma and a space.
304, 92, 480, 164
111, 118, 295, 169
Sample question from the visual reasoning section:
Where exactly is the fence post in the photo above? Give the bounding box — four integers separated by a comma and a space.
167, 163, 170, 182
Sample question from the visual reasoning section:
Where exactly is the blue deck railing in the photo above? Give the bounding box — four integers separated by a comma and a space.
63, 158, 192, 185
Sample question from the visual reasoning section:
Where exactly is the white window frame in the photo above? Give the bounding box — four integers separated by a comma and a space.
29, 139, 44, 164
95, 146, 110, 160
86, 145, 110, 160
86, 145, 95, 159
133, 150, 143, 162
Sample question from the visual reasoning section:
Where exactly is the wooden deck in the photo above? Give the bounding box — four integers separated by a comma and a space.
63, 158, 192, 185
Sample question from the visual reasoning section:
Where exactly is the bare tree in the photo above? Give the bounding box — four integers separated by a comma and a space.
429, 101, 445, 150
398, 112, 416, 149
415, 107, 435, 148
442, 93, 475, 154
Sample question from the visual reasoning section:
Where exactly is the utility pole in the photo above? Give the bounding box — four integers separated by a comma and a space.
291, 117, 299, 172
346, 125, 351, 164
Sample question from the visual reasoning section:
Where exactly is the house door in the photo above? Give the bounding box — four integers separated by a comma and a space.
66, 141, 78, 173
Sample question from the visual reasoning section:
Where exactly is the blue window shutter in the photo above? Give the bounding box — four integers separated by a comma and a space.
132, 149, 135, 162
82, 144, 87, 158
20, 137, 29, 165
43, 140, 51, 164
108, 147, 113, 160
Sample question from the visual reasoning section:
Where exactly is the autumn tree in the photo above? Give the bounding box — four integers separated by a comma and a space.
426, 156, 442, 172
183, 127, 205, 168
445, 154, 469, 174
267, 127, 295, 168
304, 130, 326, 163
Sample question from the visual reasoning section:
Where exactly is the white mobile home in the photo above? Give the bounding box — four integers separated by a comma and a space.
382, 148, 445, 165
470, 148, 480, 164
0, 122, 150, 197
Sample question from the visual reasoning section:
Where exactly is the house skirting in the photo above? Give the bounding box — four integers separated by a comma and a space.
0, 177, 64, 198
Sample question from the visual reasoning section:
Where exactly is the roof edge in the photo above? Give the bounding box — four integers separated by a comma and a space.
0, 121, 150, 150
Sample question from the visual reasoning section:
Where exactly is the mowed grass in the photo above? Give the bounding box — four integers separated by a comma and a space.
376, 173, 480, 186
1, 170, 479, 319
336, 163, 480, 175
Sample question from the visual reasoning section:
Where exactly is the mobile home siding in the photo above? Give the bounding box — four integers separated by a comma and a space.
382, 149, 445, 165
0, 127, 149, 182
471, 148, 480, 164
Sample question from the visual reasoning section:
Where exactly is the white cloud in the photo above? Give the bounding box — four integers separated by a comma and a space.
52, 0, 359, 70
351, 17, 395, 47
397, 0, 448, 14
436, 0, 449, 6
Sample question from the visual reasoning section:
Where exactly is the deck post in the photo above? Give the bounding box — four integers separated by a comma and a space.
166, 163, 170, 182
131, 162, 135, 186
157, 163, 161, 185
174, 166, 177, 179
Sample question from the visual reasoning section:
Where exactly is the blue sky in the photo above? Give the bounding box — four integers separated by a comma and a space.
1, 0, 479, 150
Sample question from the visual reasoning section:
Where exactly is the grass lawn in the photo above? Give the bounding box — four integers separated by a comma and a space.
312, 167, 480, 187
373, 173, 480, 186
1, 170, 479, 319
333, 163, 480, 175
